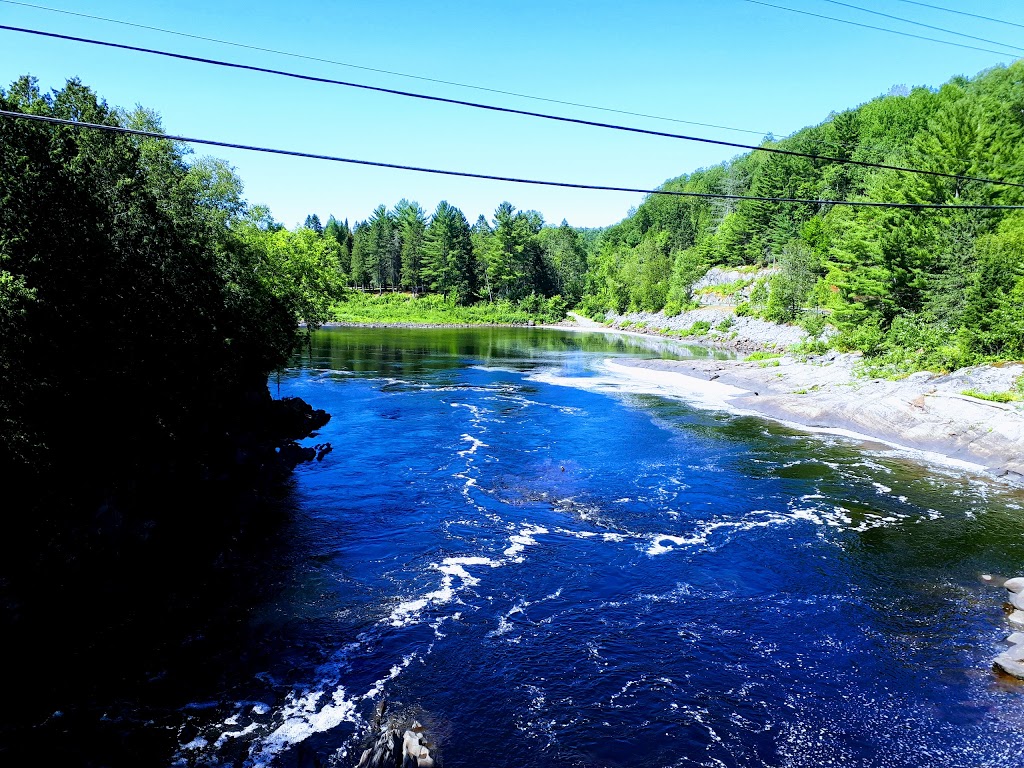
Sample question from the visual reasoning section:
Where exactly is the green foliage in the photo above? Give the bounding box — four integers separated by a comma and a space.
798, 312, 828, 338
746, 352, 781, 361
0, 76, 318, 482
567, 60, 1024, 372
422, 201, 474, 303
715, 316, 734, 333
961, 388, 1020, 403
332, 291, 567, 325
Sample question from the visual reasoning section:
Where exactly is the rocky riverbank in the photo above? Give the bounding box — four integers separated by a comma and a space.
603, 354, 1024, 481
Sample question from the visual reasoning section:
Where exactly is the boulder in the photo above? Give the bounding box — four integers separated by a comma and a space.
1005, 632, 1024, 645
1001, 642, 1024, 662
1010, 591, 1024, 611
993, 654, 1024, 680
1004, 577, 1024, 594
1007, 610, 1024, 630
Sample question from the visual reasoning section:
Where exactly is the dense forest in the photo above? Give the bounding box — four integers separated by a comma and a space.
301, 201, 588, 324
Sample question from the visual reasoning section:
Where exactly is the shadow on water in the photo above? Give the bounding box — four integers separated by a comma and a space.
0, 477, 308, 768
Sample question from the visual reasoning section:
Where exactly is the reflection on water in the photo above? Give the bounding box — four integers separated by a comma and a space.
10, 327, 1024, 768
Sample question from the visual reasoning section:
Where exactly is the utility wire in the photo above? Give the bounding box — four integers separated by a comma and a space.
2, 110, 1022, 211
891, 0, 1024, 31
738, 0, 1021, 57
0, 5, 953, 157
0, 0, 774, 138
4, 25, 1023, 191
815, 0, 1024, 52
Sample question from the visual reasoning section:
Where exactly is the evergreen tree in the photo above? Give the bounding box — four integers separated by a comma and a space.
422, 201, 474, 302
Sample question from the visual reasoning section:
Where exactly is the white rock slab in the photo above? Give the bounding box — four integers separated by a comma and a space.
1004, 577, 1024, 594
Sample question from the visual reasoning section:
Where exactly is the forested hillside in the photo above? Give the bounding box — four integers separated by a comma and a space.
581, 61, 1024, 371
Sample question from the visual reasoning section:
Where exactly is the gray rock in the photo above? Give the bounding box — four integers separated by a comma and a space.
1006, 632, 1024, 645
1008, 610, 1024, 630
1001, 643, 1024, 662
1010, 591, 1024, 611
993, 654, 1024, 680
402, 722, 434, 768
1004, 577, 1024, 594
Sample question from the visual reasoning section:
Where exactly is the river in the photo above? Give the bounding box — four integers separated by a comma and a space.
22, 326, 1024, 767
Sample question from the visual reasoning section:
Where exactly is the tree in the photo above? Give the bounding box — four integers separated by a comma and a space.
422, 201, 474, 302
365, 204, 397, 290
485, 202, 543, 300
394, 199, 427, 293
538, 220, 588, 306
303, 213, 324, 234
324, 215, 353, 281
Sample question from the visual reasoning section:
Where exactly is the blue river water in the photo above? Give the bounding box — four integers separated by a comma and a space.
175, 327, 1024, 768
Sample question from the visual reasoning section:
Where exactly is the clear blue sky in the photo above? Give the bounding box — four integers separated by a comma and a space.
2, 0, 1022, 229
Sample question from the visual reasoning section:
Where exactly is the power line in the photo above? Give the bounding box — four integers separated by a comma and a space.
738, 0, 1021, 57
815, 0, 1024, 52
891, 0, 1024, 31
2, 110, 1021, 211
0, 0, 774, 139
4, 25, 1023, 192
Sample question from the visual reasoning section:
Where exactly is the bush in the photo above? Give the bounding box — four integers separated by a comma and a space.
799, 312, 827, 338
682, 320, 711, 336
835, 322, 885, 356
715, 316, 734, 333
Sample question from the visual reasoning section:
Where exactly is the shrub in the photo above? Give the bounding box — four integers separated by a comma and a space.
689, 320, 711, 335
799, 312, 827, 338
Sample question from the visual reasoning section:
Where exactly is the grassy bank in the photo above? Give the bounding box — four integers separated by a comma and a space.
331, 291, 567, 325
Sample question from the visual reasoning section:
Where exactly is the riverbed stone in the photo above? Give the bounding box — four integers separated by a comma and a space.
1003, 577, 1024, 594
1007, 610, 1024, 629
1009, 591, 1024, 611
993, 654, 1024, 680
1006, 632, 1024, 645
1001, 643, 1024, 661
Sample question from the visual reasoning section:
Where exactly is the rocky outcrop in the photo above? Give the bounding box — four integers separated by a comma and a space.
984, 574, 1024, 679
356, 701, 437, 768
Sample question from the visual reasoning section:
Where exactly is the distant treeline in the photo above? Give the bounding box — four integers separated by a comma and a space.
298, 201, 590, 314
